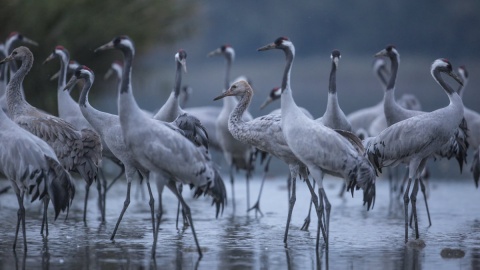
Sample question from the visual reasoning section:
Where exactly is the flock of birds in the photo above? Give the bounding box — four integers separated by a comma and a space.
0, 32, 479, 259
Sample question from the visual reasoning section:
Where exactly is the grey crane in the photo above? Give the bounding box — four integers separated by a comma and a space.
152, 49, 209, 229
258, 37, 376, 250
0, 32, 37, 116
346, 58, 390, 136
315, 50, 352, 131
0, 97, 75, 252
214, 79, 310, 243
366, 58, 464, 243
43, 45, 107, 222
374, 45, 469, 225
457, 66, 480, 187
63, 65, 153, 242
0, 46, 102, 224
94, 36, 226, 258
208, 44, 256, 212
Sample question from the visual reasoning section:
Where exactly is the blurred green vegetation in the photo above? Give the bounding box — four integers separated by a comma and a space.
0, 0, 197, 113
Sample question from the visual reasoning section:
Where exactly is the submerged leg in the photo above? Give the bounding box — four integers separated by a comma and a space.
283, 175, 296, 243
410, 178, 420, 240
83, 183, 90, 224
110, 182, 131, 240
403, 177, 413, 243
301, 180, 316, 231
248, 156, 272, 218
419, 177, 432, 227
41, 197, 50, 236
319, 187, 331, 248
229, 164, 236, 213
13, 192, 26, 251
145, 177, 156, 237
165, 181, 203, 259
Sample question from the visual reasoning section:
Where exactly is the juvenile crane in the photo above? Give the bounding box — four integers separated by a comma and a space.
1, 46, 102, 224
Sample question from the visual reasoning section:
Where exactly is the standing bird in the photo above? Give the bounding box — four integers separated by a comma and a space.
94, 36, 226, 258
214, 80, 310, 242
0, 32, 38, 116
258, 37, 376, 249
152, 49, 209, 229
374, 46, 468, 225
1, 46, 102, 224
0, 89, 75, 252
457, 66, 480, 187
63, 65, 152, 242
208, 44, 255, 211
315, 50, 352, 131
346, 58, 390, 135
366, 58, 464, 243
43, 45, 107, 222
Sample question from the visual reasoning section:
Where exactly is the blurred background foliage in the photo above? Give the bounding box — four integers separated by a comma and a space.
0, 0, 479, 118
0, 0, 197, 113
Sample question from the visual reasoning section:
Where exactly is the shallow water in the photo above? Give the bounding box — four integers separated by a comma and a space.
0, 172, 479, 270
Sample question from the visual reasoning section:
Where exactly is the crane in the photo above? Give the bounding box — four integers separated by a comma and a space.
94, 36, 226, 258
1, 46, 102, 224
208, 44, 256, 212
366, 58, 464, 243
258, 37, 376, 249
0, 91, 75, 251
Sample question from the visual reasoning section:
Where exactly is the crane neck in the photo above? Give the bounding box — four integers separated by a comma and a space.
457, 77, 468, 99
173, 60, 183, 98
281, 47, 294, 94
224, 56, 232, 91
386, 54, 399, 92
120, 49, 134, 94
377, 66, 388, 88
57, 53, 69, 90
432, 69, 457, 97
230, 88, 253, 124
328, 60, 337, 94
79, 76, 95, 108
6, 51, 33, 115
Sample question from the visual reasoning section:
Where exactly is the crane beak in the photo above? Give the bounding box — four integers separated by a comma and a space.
449, 71, 464, 86
213, 90, 233, 101
50, 71, 60, 81
374, 49, 387, 57
259, 97, 274, 110
94, 41, 114, 53
180, 59, 187, 73
207, 48, 222, 57
23, 37, 38, 47
64, 75, 78, 92
333, 57, 340, 68
257, 43, 276, 51
43, 53, 56, 65
0, 55, 14, 65
104, 68, 114, 80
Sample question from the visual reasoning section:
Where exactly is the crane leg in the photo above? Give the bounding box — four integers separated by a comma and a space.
248, 156, 271, 218
229, 164, 236, 213
41, 197, 49, 236
419, 177, 432, 227
301, 180, 316, 231
320, 187, 331, 247
403, 177, 413, 243
14, 192, 27, 252
165, 181, 203, 259
410, 178, 420, 239
83, 183, 90, 224
110, 182, 131, 240
283, 175, 296, 243
145, 179, 156, 237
